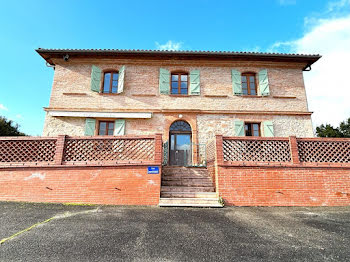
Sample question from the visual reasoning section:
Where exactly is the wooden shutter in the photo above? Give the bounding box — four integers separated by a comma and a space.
114, 119, 125, 136
84, 118, 96, 136
258, 69, 270, 96
90, 65, 102, 92
117, 65, 125, 94
189, 70, 200, 95
234, 120, 245, 136
159, 68, 170, 94
232, 69, 242, 95
263, 121, 274, 137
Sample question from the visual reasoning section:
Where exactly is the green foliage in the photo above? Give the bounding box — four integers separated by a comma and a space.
316, 117, 350, 138
0, 116, 26, 136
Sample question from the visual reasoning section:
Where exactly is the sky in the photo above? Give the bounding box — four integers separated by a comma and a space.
0, 0, 349, 136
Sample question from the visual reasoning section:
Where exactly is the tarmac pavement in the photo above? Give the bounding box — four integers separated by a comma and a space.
0, 202, 349, 261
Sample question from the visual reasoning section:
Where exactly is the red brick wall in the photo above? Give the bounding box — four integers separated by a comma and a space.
218, 166, 350, 206
0, 165, 161, 205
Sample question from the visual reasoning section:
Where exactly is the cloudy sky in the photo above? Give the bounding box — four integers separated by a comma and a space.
0, 0, 349, 135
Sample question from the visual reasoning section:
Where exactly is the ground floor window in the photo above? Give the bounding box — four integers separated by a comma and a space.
245, 123, 260, 136
98, 121, 114, 135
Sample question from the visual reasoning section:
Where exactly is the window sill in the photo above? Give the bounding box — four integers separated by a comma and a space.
169, 94, 191, 97
273, 96, 297, 99
63, 92, 87, 96
241, 95, 263, 98
99, 93, 120, 96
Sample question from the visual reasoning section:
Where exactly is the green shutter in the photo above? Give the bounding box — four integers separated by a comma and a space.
117, 65, 125, 94
114, 119, 125, 136
84, 118, 96, 136
258, 69, 270, 96
234, 120, 245, 136
189, 70, 200, 95
90, 65, 102, 92
232, 69, 242, 95
159, 68, 170, 94
263, 121, 274, 137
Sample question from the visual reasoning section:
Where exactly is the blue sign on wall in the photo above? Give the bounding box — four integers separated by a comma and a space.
147, 166, 159, 174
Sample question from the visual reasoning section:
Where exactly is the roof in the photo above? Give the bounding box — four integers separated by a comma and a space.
36, 48, 321, 69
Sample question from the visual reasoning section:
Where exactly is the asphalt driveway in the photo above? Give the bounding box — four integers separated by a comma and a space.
0, 202, 349, 262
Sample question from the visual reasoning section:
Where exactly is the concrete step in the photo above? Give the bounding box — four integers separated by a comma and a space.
160, 192, 217, 198
162, 180, 213, 187
159, 198, 223, 208
161, 186, 215, 192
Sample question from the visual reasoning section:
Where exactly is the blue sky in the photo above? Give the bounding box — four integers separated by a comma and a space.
1, 0, 350, 135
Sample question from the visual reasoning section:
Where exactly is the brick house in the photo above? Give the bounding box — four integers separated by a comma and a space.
2, 49, 350, 207
37, 48, 320, 168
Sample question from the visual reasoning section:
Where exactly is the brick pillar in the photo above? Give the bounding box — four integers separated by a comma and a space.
215, 135, 224, 165
54, 135, 67, 165
154, 133, 163, 165
289, 136, 300, 165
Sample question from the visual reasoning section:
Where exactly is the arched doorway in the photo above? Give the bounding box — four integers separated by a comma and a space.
169, 120, 192, 166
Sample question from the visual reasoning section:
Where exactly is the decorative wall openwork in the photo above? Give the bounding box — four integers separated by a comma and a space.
298, 139, 350, 163
63, 137, 155, 162
206, 140, 216, 163
223, 138, 291, 162
0, 139, 57, 163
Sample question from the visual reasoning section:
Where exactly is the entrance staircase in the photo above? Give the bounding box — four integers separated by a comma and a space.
159, 166, 223, 207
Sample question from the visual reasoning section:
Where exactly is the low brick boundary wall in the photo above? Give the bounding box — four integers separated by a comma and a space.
0, 134, 162, 205
212, 135, 350, 206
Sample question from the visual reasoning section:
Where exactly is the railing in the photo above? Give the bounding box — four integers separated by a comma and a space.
0, 134, 162, 168
219, 136, 350, 167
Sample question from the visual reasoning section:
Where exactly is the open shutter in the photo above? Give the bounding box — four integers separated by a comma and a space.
159, 68, 170, 94
258, 69, 270, 96
232, 69, 242, 95
90, 65, 102, 92
234, 120, 245, 136
114, 119, 125, 136
263, 121, 274, 137
84, 118, 96, 136
189, 70, 200, 95
117, 65, 125, 94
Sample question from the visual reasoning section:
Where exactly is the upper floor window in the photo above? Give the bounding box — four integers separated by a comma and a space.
98, 121, 114, 135
103, 71, 119, 94
171, 72, 188, 95
245, 123, 260, 136
241, 73, 257, 95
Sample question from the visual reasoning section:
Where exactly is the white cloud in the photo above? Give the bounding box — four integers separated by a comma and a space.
270, 14, 350, 128
16, 114, 23, 119
155, 40, 183, 50
0, 104, 8, 111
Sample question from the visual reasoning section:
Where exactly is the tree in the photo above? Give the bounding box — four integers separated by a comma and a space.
0, 116, 26, 136
316, 117, 350, 138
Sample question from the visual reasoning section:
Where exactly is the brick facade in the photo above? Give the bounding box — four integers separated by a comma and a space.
41, 53, 315, 155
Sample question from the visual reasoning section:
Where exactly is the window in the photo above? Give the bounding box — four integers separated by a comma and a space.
241, 73, 257, 95
171, 72, 188, 95
98, 121, 114, 136
245, 123, 260, 136
103, 71, 119, 93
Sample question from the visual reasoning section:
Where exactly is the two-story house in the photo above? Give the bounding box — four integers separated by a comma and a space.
37, 49, 320, 167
